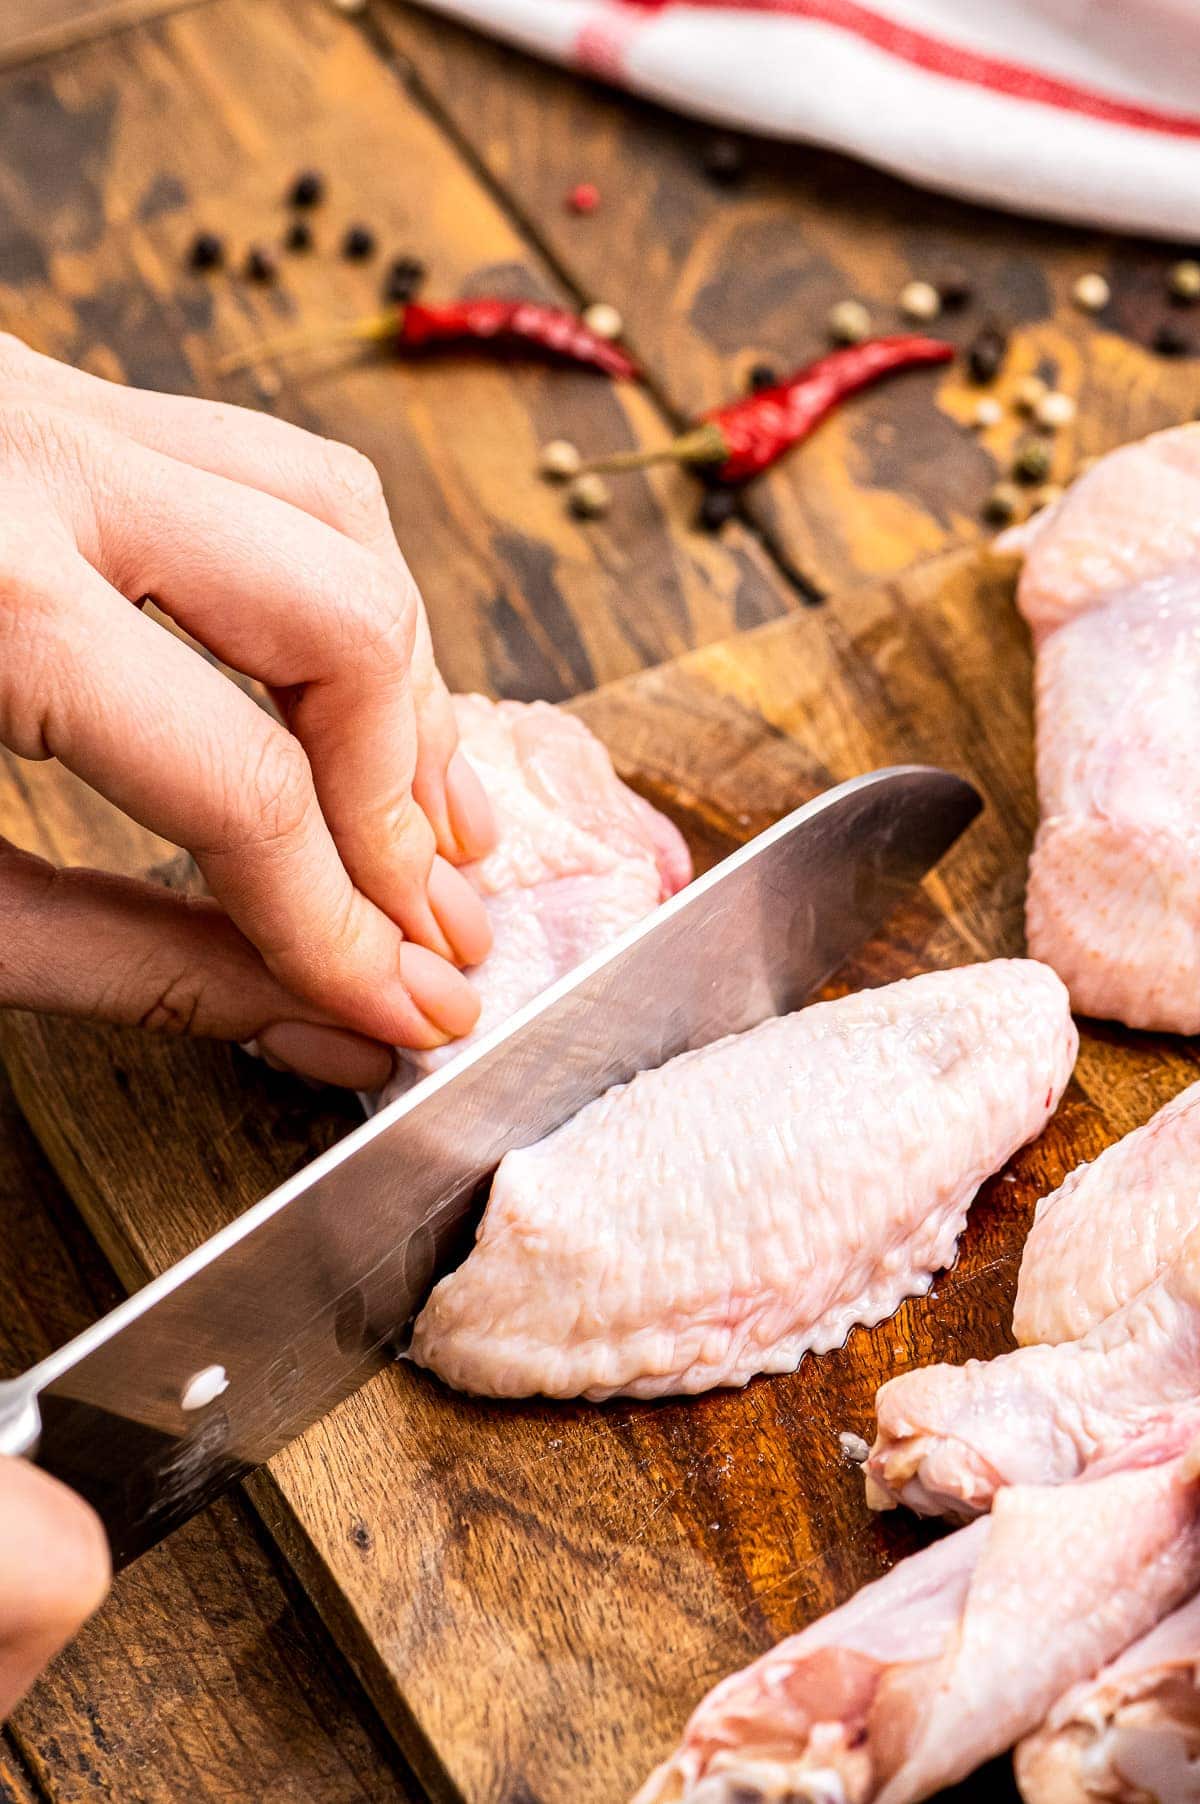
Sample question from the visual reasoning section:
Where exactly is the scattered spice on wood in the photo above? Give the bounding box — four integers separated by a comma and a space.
579, 336, 954, 485
828, 298, 871, 345
539, 439, 582, 481
284, 219, 314, 253
1154, 320, 1193, 357
984, 481, 1022, 523
1013, 439, 1052, 484
1034, 390, 1076, 429
582, 301, 624, 341
1072, 271, 1110, 312
1169, 260, 1200, 303
972, 397, 1003, 428
566, 472, 611, 518
243, 245, 278, 283
382, 255, 427, 305
567, 182, 600, 214
701, 134, 747, 186
288, 170, 324, 208
698, 489, 737, 531
342, 224, 376, 261
967, 323, 1008, 383
219, 298, 640, 380
748, 362, 779, 393
1012, 374, 1048, 414
898, 280, 941, 323
188, 230, 225, 271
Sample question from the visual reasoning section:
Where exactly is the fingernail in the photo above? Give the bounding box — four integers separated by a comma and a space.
429, 857, 492, 967
398, 943, 480, 1042
445, 752, 497, 862
258, 1022, 395, 1091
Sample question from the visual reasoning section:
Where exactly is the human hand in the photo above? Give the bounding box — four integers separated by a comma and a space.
0, 336, 496, 1088
0, 1456, 110, 1722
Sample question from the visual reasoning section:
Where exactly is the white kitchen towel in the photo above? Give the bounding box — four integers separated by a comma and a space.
408, 0, 1200, 239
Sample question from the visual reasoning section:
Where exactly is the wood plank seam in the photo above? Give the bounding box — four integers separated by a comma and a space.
353, 2, 826, 607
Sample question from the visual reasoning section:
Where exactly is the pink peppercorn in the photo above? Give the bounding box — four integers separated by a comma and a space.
567, 182, 600, 215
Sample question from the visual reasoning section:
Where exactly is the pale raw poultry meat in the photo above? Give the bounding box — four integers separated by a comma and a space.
1004, 424, 1200, 1033
635, 1453, 1200, 1804
378, 695, 692, 1104
409, 960, 1076, 1401
1014, 1080, 1200, 1348
866, 1224, 1200, 1520
1016, 1589, 1200, 1804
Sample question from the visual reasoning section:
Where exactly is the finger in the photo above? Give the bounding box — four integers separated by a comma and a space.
408, 611, 496, 863
0, 338, 495, 862
0, 842, 397, 1085
0, 1457, 110, 1722
50, 414, 491, 969
0, 547, 479, 1046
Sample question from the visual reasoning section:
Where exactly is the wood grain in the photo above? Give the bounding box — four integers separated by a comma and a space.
6, 545, 1198, 1802
0, 0, 796, 705
381, 1, 1200, 595
0, 0, 207, 69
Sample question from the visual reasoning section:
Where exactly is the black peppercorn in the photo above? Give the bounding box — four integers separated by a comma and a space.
187, 230, 225, 272
747, 362, 779, 393
937, 271, 974, 311
382, 254, 427, 305
967, 323, 1008, 383
698, 488, 737, 532
702, 134, 747, 186
284, 218, 314, 253
243, 245, 278, 283
288, 170, 324, 208
1154, 320, 1193, 357
342, 224, 376, 262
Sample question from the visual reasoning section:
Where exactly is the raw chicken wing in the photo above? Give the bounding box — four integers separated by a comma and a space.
380, 696, 691, 1102
410, 960, 1076, 1401
1016, 1589, 1200, 1803
867, 1225, 1200, 1520
636, 1454, 1200, 1804
1014, 1081, 1200, 1347
1006, 425, 1200, 1033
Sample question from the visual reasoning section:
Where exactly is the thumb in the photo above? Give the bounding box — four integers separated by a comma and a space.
0, 1457, 110, 1722
0, 843, 395, 1090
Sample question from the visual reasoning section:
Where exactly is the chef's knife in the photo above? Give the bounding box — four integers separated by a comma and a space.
0, 765, 980, 1565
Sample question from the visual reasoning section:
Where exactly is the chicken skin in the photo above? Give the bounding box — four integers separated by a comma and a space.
411, 961, 1075, 1401
1014, 1081, 1200, 1348
867, 1224, 1200, 1520
1005, 425, 1200, 1033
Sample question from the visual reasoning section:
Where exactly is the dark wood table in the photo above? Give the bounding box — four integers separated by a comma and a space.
2, 3, 1199, 1798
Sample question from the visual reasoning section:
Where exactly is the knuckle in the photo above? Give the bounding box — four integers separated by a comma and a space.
371, 788, 437, 877
318, 437, 388, 536
136, 970, 207, 1037
351, 560, 418, 669
240, 729, 317, 852
0, 399, 81, 478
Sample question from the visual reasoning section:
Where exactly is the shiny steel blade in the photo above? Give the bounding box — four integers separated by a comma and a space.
0, 766, 979, 1564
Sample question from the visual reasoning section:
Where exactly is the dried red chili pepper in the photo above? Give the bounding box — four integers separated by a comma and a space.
586, 336, 954, 483
219, 298, 638, 380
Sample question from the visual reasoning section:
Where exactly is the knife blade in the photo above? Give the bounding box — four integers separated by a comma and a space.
0, 765, 979, 1564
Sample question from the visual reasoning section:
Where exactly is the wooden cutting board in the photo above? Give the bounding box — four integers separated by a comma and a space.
3, 543, 1197, 1804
